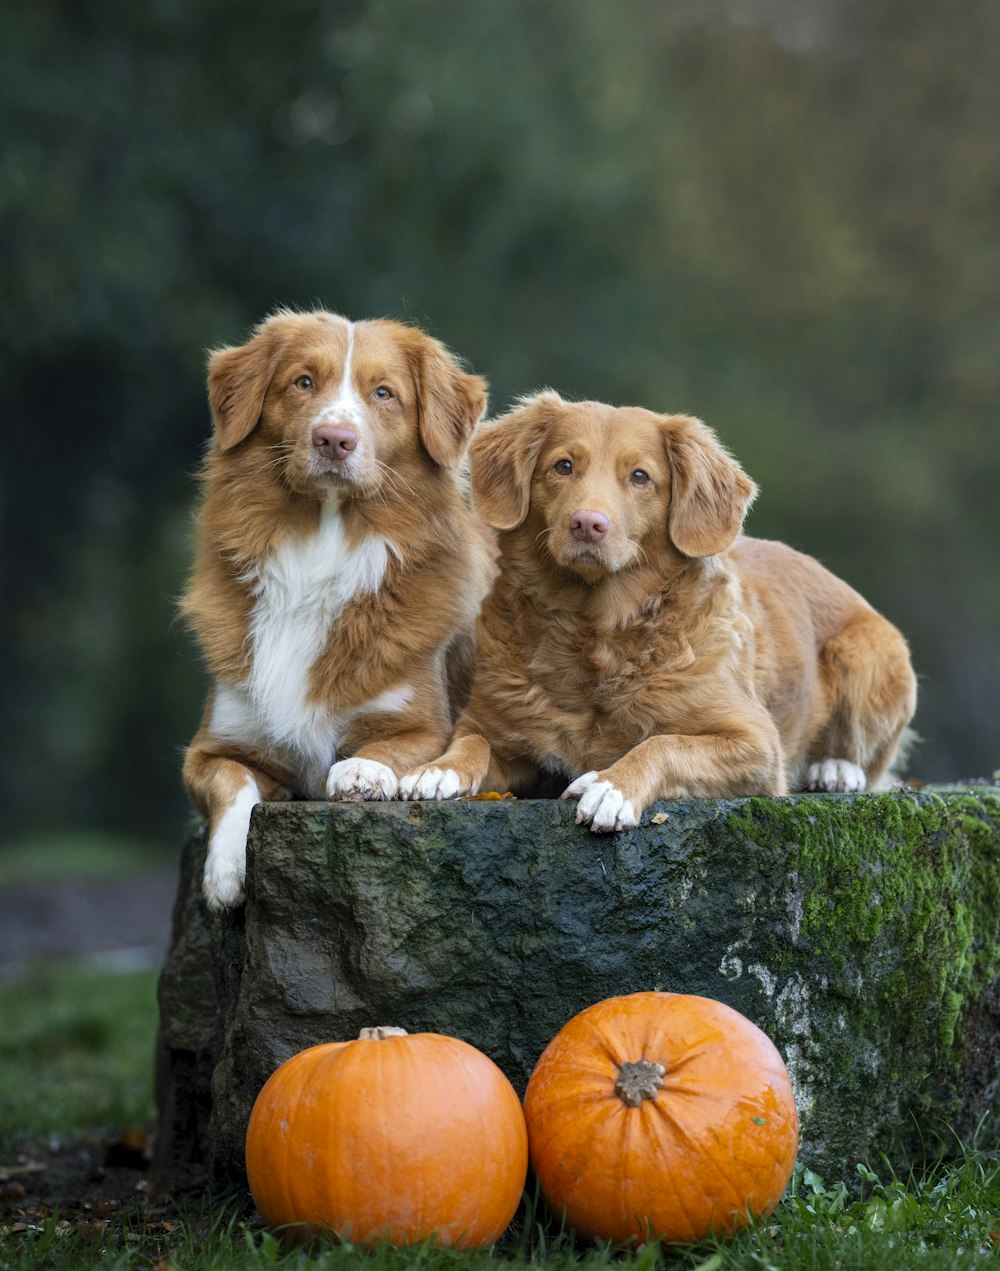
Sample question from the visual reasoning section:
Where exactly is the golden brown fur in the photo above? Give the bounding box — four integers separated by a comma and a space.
182, 309, 493, 905
400, 392, 917, 830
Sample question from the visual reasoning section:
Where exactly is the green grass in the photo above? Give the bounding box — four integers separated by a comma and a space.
0, 959, 158, 1155
1, 958, 998, 1269
2, 1153, 999, 1270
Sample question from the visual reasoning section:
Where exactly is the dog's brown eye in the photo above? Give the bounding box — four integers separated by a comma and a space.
630, 469, 651, 486
373, 386, 393, 401
553, 459, 573, 476
294, 375, 313, 391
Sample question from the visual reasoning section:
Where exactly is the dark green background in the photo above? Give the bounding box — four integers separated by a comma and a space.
3, 0, 997, 851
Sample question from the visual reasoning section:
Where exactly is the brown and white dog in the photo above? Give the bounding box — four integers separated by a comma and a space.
400, 392, 917, 828
181, 309, 493, 908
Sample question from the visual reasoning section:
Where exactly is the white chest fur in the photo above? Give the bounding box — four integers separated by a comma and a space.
208, 499, 409, 793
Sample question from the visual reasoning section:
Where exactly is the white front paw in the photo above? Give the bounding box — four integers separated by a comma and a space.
202, 774, 258, 910
203, 856, 245, 911
326, 758, 399, 801
399, 766, 471, 801
807, 759, 867, 793
562, 771, 638, 832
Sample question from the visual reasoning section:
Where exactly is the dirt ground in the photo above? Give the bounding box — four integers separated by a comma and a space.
0, 870, 194, 1245
0, 1131, 183, 1249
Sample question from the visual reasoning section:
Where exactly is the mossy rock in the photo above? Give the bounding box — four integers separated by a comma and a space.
155, 787, 1000, 1195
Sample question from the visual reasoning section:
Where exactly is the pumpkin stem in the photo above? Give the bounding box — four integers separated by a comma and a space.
358, 1026, 409, 1040
614, 1059, 666, 1106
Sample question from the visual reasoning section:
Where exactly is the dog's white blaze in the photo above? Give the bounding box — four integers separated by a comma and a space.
308, 320, 376, 482
326, 321, 365, 422
206, 496, 411, 795
203, 773, 260, 910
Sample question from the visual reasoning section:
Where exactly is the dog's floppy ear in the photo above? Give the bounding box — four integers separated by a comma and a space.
207, 324, 282, 452
661, 414, 758, 557
409, 333, 488, 469
470, 392, 563, 530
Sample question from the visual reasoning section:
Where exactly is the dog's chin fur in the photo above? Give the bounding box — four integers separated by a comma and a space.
400, 391, 918, 826
548, 539, 641, 581
181, 308, 495, 909
305, 464, 383, 501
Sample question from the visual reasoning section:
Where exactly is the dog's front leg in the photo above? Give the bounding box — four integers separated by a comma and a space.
563, 726, 786, 832
184, 748, 292, 910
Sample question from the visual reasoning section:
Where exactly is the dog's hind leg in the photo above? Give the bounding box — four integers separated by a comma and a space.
806, 607, 917, 792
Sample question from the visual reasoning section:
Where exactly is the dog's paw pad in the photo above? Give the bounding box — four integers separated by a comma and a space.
326, 758, 399, 801
807, 759, 867, 793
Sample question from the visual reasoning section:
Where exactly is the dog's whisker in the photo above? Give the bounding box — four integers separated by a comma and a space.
250, 441, 296, 480
255, 458, 293, 481
533, 527, 555, 551
374, 460, 417, 499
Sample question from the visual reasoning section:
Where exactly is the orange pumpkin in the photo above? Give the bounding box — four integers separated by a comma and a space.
523, 992, 798, 1245
245, 1026, 528, 1248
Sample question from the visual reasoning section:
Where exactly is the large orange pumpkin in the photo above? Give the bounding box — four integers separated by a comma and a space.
523, 993, 798, 1245
245, 1026, 528, 1248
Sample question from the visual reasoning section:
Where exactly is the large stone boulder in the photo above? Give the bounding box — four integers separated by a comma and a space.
155, 787, 1000, 1197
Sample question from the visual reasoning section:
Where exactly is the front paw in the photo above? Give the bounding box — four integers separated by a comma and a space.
326, 758, 399, 801
399, 765, 476, 801
807, 759, 867, 793
562, 771, 639, 832
202, 851, 245, 911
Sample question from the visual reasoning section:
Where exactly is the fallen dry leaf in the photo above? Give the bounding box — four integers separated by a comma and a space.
468, 791, 515, 801
650, 812, 669, 824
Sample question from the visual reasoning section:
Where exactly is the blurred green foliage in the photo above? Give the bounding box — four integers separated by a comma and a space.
2, 0, 997, 845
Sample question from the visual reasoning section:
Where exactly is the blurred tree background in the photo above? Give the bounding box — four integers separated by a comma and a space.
2, 0, 997, 854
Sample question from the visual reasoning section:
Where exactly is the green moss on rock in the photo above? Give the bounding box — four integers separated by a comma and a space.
720, 790, 1000, 1161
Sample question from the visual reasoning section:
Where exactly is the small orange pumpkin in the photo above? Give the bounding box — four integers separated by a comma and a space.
245, 1026, 528, 1248
523, 992, 798, 1245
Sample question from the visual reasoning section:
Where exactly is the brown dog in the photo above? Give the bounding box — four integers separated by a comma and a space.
181, 309, 493, 907
400, 392, 917, 829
